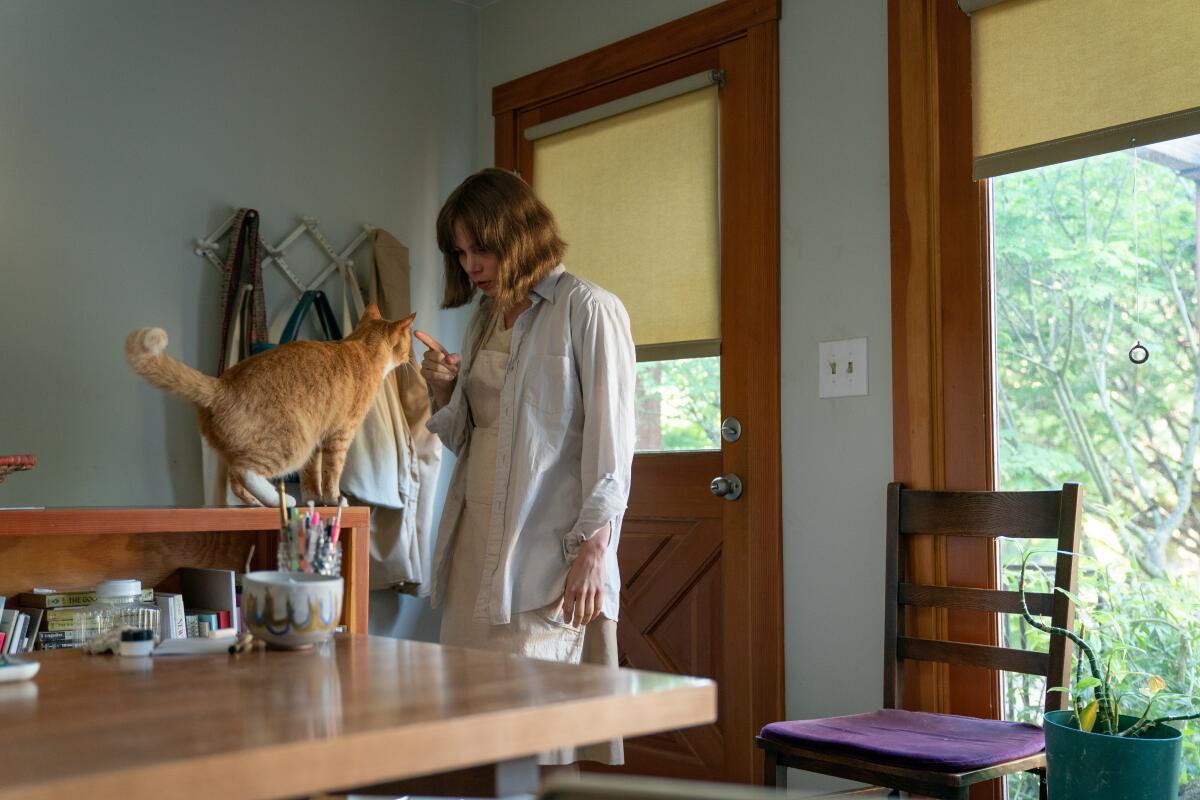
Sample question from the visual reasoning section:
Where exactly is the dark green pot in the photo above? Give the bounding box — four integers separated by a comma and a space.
1044, 709, 1182, 800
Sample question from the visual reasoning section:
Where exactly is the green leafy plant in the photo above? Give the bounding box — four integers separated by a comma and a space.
1018, 549, 1200, 737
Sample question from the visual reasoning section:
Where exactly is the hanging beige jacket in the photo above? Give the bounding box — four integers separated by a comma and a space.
341, 230, 442, 594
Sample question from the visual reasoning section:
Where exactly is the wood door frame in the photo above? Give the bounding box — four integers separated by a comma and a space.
492, 0, 782, 784
889, 1, 1001, 798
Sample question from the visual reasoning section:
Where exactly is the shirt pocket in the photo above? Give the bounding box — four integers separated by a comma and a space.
523, 355, 574, 416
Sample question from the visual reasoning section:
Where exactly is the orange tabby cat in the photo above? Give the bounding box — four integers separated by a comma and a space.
125, 306, 415, 507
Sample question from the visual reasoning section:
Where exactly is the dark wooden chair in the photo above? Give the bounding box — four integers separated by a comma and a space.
756, 482, 1082, 799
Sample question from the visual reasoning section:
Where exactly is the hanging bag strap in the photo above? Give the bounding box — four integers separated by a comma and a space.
251, 290, 342, 355
217, 209, 268, 373
280, 290, 342, 344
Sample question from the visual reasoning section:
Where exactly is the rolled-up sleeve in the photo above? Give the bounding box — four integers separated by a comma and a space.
564, 293, 636, 558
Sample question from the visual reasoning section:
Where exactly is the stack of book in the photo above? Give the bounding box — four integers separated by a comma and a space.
13, 587, 156, 650
4, 569, 238, 650
0, 597, 43, 654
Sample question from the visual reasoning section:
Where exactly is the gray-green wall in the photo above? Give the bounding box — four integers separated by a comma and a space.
0, 3, 893, 786
0, 0, 477, 509
0, 0, 478, 644
478, 0, 892, 792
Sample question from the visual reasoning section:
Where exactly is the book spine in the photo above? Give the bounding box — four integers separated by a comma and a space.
155, 594, 174, 640
41, 593, 94, 608
38, 640, 83, 650
8, 614, 28, 654
44, 607, 87, 623
46, 618, 79, 632
172, 596, 186, 639
21, 588, 155, 608
36, 630, 79, 643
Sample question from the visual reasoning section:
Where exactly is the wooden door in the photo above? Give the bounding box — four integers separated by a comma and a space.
492, 0, 781, 784
616, 452, 724, 779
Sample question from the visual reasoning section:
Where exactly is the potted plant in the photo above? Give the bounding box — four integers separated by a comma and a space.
1018, 551, 1199, 800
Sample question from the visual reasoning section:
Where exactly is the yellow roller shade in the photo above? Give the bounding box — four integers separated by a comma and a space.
532, 86, 719, 361
972, 0, 1200, 178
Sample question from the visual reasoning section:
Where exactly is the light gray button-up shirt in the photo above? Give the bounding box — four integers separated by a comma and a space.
427, 266, 636, 624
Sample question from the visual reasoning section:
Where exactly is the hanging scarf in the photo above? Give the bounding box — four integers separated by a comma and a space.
217, 208, 268, 374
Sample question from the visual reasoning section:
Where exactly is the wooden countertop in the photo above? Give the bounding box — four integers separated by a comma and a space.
0, 634, 716, 800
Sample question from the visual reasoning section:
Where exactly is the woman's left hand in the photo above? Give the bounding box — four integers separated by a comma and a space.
563, 523, 611, 627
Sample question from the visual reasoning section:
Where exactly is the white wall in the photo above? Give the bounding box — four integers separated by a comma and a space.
0, 0, 476, 641
478, 0, 893, 792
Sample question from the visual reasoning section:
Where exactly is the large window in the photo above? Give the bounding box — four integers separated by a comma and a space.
993, 135, 1200, 799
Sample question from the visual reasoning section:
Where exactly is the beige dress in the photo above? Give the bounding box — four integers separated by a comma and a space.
439, 317, 623, 765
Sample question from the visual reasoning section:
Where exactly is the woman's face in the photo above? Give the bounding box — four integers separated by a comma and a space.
453, 221, 500, 297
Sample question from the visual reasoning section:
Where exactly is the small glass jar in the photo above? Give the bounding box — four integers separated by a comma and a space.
72, 579, 160, 644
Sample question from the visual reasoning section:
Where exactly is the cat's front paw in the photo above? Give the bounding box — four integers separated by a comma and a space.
281, 493, 297, 509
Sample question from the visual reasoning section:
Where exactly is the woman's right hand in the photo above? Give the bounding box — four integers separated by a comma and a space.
414, 330, 461, 409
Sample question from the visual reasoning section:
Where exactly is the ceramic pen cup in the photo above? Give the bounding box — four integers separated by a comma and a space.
241, 571, 343, 650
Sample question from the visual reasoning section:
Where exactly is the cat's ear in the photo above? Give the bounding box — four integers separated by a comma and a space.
362, 304, 382, 321
388, 312, 416, 339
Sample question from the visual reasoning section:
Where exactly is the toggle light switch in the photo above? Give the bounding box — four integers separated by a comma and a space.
818, 338, 868, 398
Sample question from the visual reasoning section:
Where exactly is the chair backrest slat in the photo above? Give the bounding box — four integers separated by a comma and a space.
897, 636, 1050, 677
899, 490, 1063, 538
884, 482, 1082, 715
897, 584, 1055, 617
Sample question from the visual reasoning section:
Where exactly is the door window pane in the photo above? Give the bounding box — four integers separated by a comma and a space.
635, 356, 719, 452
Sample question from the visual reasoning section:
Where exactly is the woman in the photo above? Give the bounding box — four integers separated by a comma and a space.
415, 168, 635, 764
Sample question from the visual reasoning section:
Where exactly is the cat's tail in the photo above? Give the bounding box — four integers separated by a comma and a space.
125, 327, 219, 408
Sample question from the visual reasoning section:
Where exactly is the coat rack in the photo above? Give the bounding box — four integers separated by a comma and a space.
194, 210, 374, 297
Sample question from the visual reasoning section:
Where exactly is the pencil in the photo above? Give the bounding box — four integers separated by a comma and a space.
331, 497, 346, 545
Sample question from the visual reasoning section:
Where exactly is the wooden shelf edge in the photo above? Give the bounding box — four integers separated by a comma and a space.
0, 506, 371, 536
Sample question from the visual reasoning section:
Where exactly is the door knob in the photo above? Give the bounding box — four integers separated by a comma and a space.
710, 473, 743, 501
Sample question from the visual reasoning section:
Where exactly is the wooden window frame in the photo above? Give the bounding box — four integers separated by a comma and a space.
491, 0, 782, 783
889, 2, 1002, 798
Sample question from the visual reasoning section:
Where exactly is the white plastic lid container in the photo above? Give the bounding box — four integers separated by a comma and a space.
73, 579, 159, 645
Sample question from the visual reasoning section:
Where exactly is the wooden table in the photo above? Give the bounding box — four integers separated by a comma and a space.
0, 634, 715, 800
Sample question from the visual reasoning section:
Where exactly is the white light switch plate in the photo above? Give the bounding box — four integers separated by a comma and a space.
818, 338, 868, 398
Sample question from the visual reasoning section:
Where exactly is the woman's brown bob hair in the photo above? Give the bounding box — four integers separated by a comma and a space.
436, 168, 566, 313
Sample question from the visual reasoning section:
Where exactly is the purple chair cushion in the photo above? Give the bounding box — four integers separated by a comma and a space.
760, 709, 1045, 772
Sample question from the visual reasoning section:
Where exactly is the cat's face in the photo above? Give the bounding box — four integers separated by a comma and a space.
452, 220, 500, 297
355, 306, 416, 369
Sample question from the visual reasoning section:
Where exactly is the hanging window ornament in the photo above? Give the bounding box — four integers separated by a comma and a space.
1128, 141, 1149, 366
